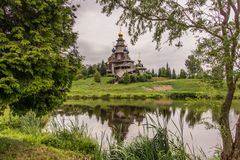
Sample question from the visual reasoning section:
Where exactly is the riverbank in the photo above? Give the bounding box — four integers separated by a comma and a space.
0, 109, 97, 160
68, 77, 239, 100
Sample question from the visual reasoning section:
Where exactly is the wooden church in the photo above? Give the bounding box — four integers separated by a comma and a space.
106, 31, 146, 78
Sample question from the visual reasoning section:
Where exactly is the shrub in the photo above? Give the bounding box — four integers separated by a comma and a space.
130, 74, 137, 83
137, 74, 147, 82
144, 73, 152, 80
94, 71, 101, 83
107, 78, 116, 84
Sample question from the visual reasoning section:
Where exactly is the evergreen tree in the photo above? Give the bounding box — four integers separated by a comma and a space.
172, 69, 176, 79
151, 69, 155, 77
81, 65, 88, 78
122, 72, 130, 84
87, 65, 94, 76
100, 60, 107, 76
94, 70, 101, 83
92, 64, 98, 73
161, 67, 167, 77
179, 69, 187, 79
158, 68, 162, 77
166, 63, 171, 78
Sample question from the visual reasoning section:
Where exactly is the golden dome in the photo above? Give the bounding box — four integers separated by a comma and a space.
118, 31, 123, 37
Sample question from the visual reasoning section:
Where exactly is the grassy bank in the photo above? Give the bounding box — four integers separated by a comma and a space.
68, 77, 239, 100
0, 109, 97, 160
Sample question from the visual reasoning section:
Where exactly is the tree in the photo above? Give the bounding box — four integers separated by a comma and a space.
160, 67, 167, 77
97, 1, 240, 158
151, 69, 155, 77
179, 69, 187, 79
122, 72, 130, 84
185, 54, 203, 78
100, 60, 107, 76
87, 65, 94, 76
172, 69, 176, 79
81, 65, 88, 78
158, 68, 162, 77
94, 70, 101, 83
0, 0, 78, 115
166, 63, 171, 78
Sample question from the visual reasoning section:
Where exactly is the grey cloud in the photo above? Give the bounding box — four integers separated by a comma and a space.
73, 0, 197, 73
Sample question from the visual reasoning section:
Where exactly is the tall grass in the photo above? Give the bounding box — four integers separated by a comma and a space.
42, 118, 98, 154
94, 113, 201, 160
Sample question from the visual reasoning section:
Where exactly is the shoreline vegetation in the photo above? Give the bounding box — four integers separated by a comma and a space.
67, 77, 240, 100
0, 105, 209, 160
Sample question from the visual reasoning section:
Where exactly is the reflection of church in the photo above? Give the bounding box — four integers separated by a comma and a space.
106, 31, 146, 78
57, 102, 206, 143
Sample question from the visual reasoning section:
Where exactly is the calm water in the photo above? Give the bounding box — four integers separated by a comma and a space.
44, 99, 239, 158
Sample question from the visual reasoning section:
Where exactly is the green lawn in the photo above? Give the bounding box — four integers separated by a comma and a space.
68, 77, 234, 99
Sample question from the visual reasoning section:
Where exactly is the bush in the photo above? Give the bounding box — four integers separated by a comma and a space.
144, 73, 152, 80
94, 71, 101, 83
130, 74, 137, 83
137, 74, 147, 82
107, 78, 116, 84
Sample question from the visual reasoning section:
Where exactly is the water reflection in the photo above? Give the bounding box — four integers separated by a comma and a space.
45, 99, 239, 157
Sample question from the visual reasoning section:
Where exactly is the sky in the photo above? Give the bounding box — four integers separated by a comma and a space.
73, 0, 197, 73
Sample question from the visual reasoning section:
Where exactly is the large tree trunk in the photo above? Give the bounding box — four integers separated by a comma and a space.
220, 84, 234, 160
231, 116, 240, 160
220, 83, 240, 160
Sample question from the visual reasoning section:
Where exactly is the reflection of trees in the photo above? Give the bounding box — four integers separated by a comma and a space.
185, 110, 202, 127
58, 104, 152, 143
54, 102, 240, 147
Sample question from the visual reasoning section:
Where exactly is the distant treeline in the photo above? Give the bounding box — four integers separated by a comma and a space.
79, 61, 188, 79
79, 61, 107, 79
150, 63, 187, 79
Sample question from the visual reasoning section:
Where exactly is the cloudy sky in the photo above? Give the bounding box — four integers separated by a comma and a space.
73, 0, 197, 72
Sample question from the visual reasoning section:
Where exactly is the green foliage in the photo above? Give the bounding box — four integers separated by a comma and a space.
41, 129, 97, 154
151, 69, 156, 77
0, 0, 80, 115
137, 74, 147, 82
172, 69, 177, 79
158, 67, 167, 77
179, 69, 187, 79
158, 68, 162, 77
94, 71, 101, 83
144, 72, 152, 80
19, 111, 41, 136
166, 63, 172, 78
185, 55, 203, 78
100, 61, 107, 76
122, 72, 131, 84
130, 74, 137, 83
101, 127, 189, 160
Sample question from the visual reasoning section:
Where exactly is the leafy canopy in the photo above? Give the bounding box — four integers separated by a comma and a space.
0, 0, 79, 115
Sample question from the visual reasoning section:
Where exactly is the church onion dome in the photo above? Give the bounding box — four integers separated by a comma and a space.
118, 31, 123, 37
136, 60, 144, 67
112, 48, 116, 52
